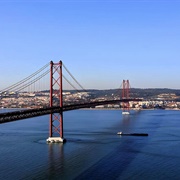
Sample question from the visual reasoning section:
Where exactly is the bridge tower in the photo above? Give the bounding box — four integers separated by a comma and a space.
46, 61, 66, 143
122, 80, 130, 115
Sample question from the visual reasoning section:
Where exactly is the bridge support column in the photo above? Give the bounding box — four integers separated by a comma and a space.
46, 60, 66, 143
122, 80, 130, 115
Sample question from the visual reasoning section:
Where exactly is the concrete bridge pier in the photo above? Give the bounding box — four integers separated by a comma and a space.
46, 137, 66, 143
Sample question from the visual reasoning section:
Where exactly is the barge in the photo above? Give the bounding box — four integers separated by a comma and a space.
117, 131, 148, 136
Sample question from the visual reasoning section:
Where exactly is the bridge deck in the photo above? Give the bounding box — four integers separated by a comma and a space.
0, 99, 141, 124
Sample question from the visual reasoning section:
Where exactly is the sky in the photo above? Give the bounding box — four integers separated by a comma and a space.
0, 0, 180, 90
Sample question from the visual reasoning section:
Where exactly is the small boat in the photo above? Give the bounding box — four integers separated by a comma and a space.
122, 112, 130, 115
117, 131, 123, 135
117, 132, 148, 136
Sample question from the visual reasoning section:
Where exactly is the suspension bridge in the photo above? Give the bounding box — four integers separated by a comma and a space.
0, 61, 141, 143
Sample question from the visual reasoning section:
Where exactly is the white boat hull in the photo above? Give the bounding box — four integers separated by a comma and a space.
122, 112, 130, 115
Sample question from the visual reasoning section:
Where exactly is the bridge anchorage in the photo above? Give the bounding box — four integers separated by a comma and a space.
46, 61, 66, 143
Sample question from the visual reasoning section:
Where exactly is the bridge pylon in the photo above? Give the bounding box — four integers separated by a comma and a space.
122, 80, 130, 115
46, 61, 66, 143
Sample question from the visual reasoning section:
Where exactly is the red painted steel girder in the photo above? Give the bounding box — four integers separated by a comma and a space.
49, 61, 63, 138
121, 80, 130, 112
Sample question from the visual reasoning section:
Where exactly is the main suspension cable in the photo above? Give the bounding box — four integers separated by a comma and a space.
1, 62, 49, 92
13, 69, 50, 92
62, 63, 87, 92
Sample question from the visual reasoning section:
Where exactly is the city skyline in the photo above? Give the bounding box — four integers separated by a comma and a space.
0, 0, 180, 90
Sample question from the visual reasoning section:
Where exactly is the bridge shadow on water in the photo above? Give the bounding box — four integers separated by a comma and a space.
73, 111, 149, 180
74, 140, 143, 180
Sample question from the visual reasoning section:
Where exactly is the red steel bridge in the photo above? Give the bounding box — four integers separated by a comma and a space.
0, 61, 141, 142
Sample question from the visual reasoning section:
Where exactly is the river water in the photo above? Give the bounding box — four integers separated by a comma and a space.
0, 109, 180, 179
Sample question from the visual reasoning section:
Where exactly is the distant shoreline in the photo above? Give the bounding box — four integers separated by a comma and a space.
80, 108, 180, 111
1, 107, 180, 111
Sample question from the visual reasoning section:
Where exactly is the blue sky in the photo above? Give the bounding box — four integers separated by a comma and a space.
0, 0, 180, 90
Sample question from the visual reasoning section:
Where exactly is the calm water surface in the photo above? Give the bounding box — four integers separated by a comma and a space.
0, 109, 180, 179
